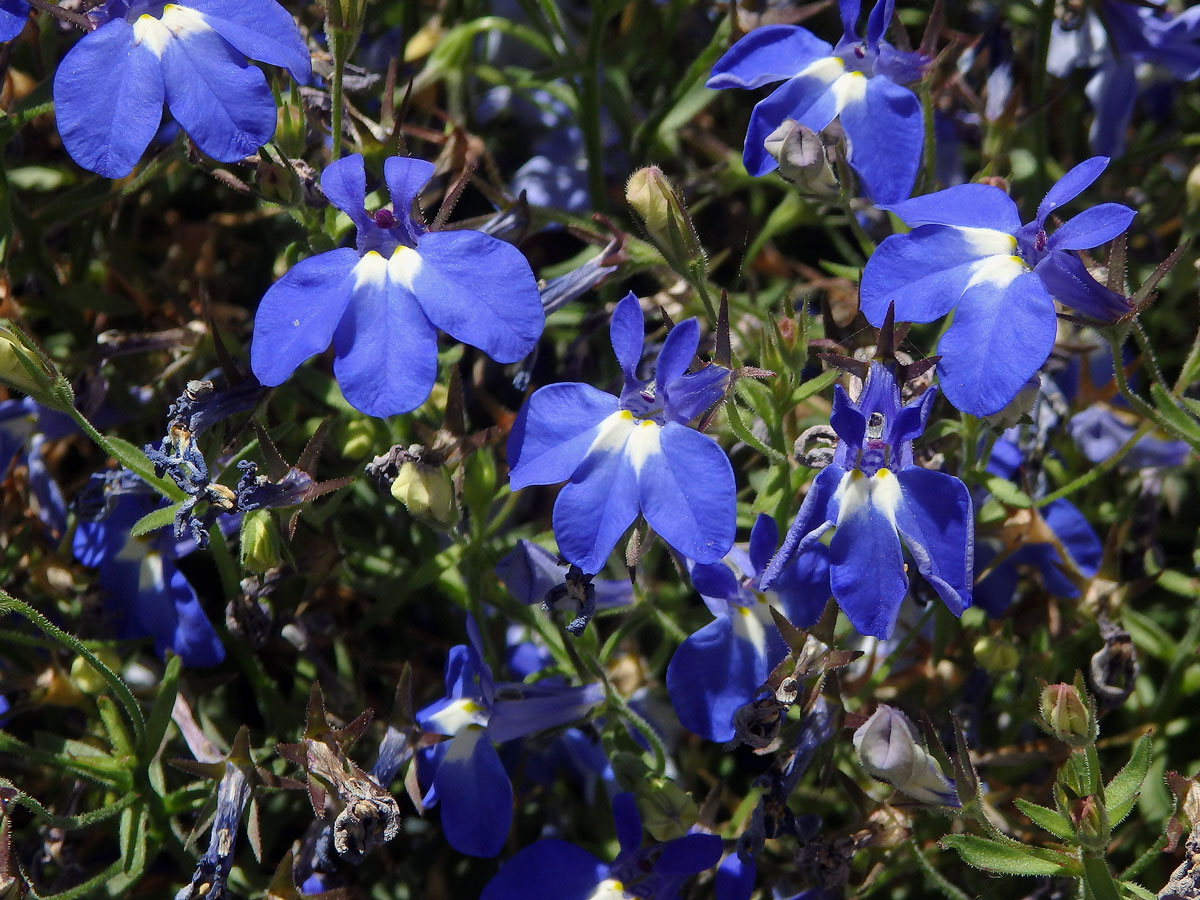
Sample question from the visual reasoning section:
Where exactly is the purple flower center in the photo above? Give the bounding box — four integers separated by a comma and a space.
372, 208, 397, 229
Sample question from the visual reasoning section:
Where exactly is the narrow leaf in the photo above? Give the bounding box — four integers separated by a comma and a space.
1014, 798, 1076, 841
1105, 732, 1152, 814
940, 835, 1075, 877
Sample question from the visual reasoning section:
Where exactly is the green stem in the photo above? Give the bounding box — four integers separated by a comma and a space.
330, 29, 348, 163
1105, 332, 1183, 440
907, 835, 972, 900
1036, 422, 1153, 506
1030, 0, 1056, 197
1119, 833, 1166, 881
578, 4, 610, 212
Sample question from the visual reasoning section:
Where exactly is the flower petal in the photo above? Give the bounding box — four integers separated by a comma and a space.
320, 154, 372, 231
183, 0, 310, 82
480, 844, 609, 900
1034, 252, 1130, 321
830, 471, 907, 638
152, 8, 276, 161
331, 251, 439, 416
553, 418, 640, 572
759, 464, 842, 590
53, 20, 165, 178
656, 833, 724, 874
434, 727, 511, 857
487, 683, 604, 743
767, 543, 832, 629
667, 609, 782, 742
638, 422, 736, 564
747, 513, 780, 575
384, 155, 436, 243
839, 74, 922, 203
479, 840, 609, 900
935, 271, 1055, 415
883, 183, 1021, 232
0, 0, 27, 41
1049, 203, 1135, 251
655, 318, 700, 391
251, 248, 358, 387
407, 230, 544, 362
1036, 156, 1109, 225
859, 225, 1019, 327
507, 385, 619, 490
707, 25, 833, 90
1085, 60, 1138, 158
609, 292, 645, 386
894, 467, 973, 615
865, 0, 896, 49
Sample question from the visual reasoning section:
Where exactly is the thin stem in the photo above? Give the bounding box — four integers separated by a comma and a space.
907, 835, 972, 900
25, 0, 91, 30
1036, 422, 1153, 506
578, 4, 610, 212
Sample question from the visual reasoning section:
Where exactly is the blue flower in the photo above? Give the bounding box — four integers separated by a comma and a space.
73, 488, 224, 667
707, 0, 928, 203
666, 513, 830, 743
859, 156, 1136, 415
415, 617, 604, 857
52, 0, 310, 178
1, 398, 69, 541
507, 292, 734, 573
0, 0, 28, 42
479, 792, 722, 900
760, 363, 972, 639
1048, 1, 1200, 157
252, 153, 544, 417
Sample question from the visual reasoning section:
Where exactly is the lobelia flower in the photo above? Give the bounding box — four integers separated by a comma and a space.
252, 153, 544, 417
666, 513, 830, 743
1048, 1, 1200, 157
759, 362, 972, 640
0, 0, 27, 42
507, 292, 735, 573
974, 435, 1102, 616
707, 0, 928, 204
73, 483, 224, 667
415, 617, 604, 857
479, 791, 722, 900
859, 156, 1136, 415
853, 705, 958, 806
52, 0, 311, 178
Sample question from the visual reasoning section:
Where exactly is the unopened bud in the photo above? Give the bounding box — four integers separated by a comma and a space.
763, 119, 838, 199
1187, 163, 1200, 213
1073, 796, 1108, 847
636, 777, 698, 842
391, 460, 455, 525
853, 705, 959, 806
240, 510, 282, 574
0, 321, 63, 408
973, 635, 1019, 673
1040, 683, 1093, 745
339, 417, 376, 459
625, 166, 705, 274
69, 648, 122, 695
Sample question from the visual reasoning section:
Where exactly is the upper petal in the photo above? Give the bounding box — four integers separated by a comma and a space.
331, 250, 440, 417
839, 74, 922, 204
707, 25, 833, 90
251, 248, 358, 387
638, 422, 736, 565
655, 318, 700, 392
894, 467, 973, 616
609, 292, 645, 387
488, 683, 605, 743
507, 385, 619, 490
53, 20, 165, 178
384, 156, 436, 242
1049, 203, 1136, 251
0, 0, 28, 41
865, 0, 895, 48
153, 9, 277, 161
407, 230, 544, 362
1036, 156, 1110, 226
320, 154, 372, 232
181, 0, 310, 82
935, 270, 1056, 415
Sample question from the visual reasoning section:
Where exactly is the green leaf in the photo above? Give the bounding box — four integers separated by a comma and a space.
724, 398, 787, 463
102, 435, 187, 502
142, 654, 182, 759
790, 368, 839, 405
130, 503, 182, 539
1014, 798, 1076, 841
940, 835, 1075, 877
1121, 608, 1176, 662
1105, 732, 1152, 814
1121, 882, 1157, 899
982, 474, 1033, 508
1082, 854, 1122, 900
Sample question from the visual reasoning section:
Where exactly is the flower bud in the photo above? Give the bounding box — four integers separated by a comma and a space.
69, 648, 122, 695
240, 510, 282, 574
391, 460, 456, 526
635, 777, 698, 842
973, 635, 1019, 673
1040, 682, 1093, 745
625, 166, 705, 274
763, 119, 839, 199
338, 416, 376, 459
1073, 796, 1109, 849
0, 321, 64, 408
853, 705, 959, 806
